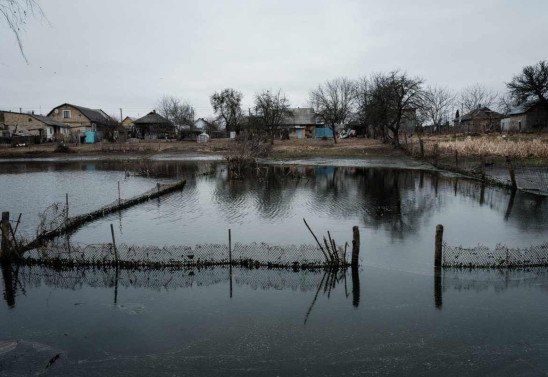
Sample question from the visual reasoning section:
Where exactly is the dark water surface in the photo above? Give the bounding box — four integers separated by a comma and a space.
1, 157, 547, 375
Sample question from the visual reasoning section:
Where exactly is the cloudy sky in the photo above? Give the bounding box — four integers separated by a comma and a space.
0, 0, 547, 119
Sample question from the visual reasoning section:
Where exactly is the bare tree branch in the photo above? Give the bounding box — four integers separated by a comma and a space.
0, 0, 45, 62
460, 84, 498, 113
210, 88, 243, 134
310, 77, 356, 143
506, 60, 548, 105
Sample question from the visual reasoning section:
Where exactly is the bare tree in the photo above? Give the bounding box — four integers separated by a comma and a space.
0, 0, 45, 62
366, 71, 423, 145
156, 95, 195, 130
309, 77, 355, 143
354, 77, 372, 137
210, 88, 244, 134
506, 60, 548, 105
460, 84, 498, 113
254, 89, 292, 138
421, 86, 455, 131
497, 93, 516, 116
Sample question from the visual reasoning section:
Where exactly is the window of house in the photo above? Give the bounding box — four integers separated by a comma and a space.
63, 110, 71, 119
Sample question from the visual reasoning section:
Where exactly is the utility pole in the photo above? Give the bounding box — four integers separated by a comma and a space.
120, 108, 123, 122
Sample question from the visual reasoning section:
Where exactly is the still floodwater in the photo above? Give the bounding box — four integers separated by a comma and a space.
1, 157, 547, 376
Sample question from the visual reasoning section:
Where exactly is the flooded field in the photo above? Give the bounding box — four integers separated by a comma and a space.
1, 157, 547, 375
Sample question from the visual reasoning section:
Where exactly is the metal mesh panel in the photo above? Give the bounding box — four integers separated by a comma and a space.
16, 265, 329, 292
23, 241, 333, 268
442, 242, 548, 267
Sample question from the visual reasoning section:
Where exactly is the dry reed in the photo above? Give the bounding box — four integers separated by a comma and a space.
436, 136, 548, 158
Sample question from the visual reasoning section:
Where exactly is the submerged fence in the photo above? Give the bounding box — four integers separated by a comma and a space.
434, 224, 548, 268
22, 241, 336, 268
442, 242, 548, 268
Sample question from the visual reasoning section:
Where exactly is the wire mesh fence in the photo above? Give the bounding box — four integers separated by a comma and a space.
442, 242, 548, 268
22, 241, 338, 268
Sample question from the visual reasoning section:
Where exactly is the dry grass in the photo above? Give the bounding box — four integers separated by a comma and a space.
432, 135, 548, 158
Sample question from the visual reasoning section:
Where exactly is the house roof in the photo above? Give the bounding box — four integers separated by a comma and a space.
507, 100, 543, 116
31, 114, 71, 128
48, 103, 115, 125
0, 110, 70, 128
134, 111, 172, 125
282, 108, 316, 125
459, 107, 503, 121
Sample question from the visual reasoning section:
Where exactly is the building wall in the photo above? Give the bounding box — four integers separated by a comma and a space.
461, 116, 502, 132
525, 106, 548, 129
48, 105, 92, 133
121, 118, 134, 129
501, 114, 527, 132
1, 112, 45, 136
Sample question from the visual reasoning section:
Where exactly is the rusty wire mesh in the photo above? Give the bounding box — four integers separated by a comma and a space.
442, 242, 548, 268
23, 241, 334, 268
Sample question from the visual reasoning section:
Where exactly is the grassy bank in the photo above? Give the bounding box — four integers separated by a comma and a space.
1, 134, 547, 165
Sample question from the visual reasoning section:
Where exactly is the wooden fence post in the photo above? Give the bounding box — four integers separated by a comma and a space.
110, 223, 119, 264
505, 156, 517, 190
228, 229, 232, 264
65, 193, 69, 221
118, 181, 121, 205
1, 212, 10, 260
434, 224, 443, 268
479, 154, 486, 180
419, 138, 424, 158
351, 226, 360, 267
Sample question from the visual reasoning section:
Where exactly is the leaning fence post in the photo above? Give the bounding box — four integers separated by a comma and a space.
1, 212, 10, 259
434, 224, 444, 268
117, 181, 121, 205
351, 226, 360, 267
505, 156, 517, 190
110, 223, 119, 264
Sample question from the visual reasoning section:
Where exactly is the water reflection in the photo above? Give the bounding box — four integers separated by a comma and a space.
2, 264, 548, 376
2, 160, 547, 273
2, 265, 359, 310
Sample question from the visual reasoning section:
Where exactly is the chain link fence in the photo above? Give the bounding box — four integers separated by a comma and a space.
22, 241, 338, 268
442, 242, 548, 268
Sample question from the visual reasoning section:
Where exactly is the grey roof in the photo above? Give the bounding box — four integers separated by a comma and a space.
459, 107, 503, 121
507, 100, 541, 116
134, 111, 172, 125
282, 108, 316, 125
48, 103, 115, 125
31, 114, 71, 128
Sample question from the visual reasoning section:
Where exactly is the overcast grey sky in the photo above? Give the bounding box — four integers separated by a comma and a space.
1, 0, 547, 119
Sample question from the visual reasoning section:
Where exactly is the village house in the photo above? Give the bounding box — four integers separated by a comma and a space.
501, 100, 548, 132
194, 118, 210, 130
454, 107, 504, 133
0, 110, 70, 141
121, 116, 136, 130
280, 108, 317, 139
133, 110, 175, 139
47, 103, 117, 140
